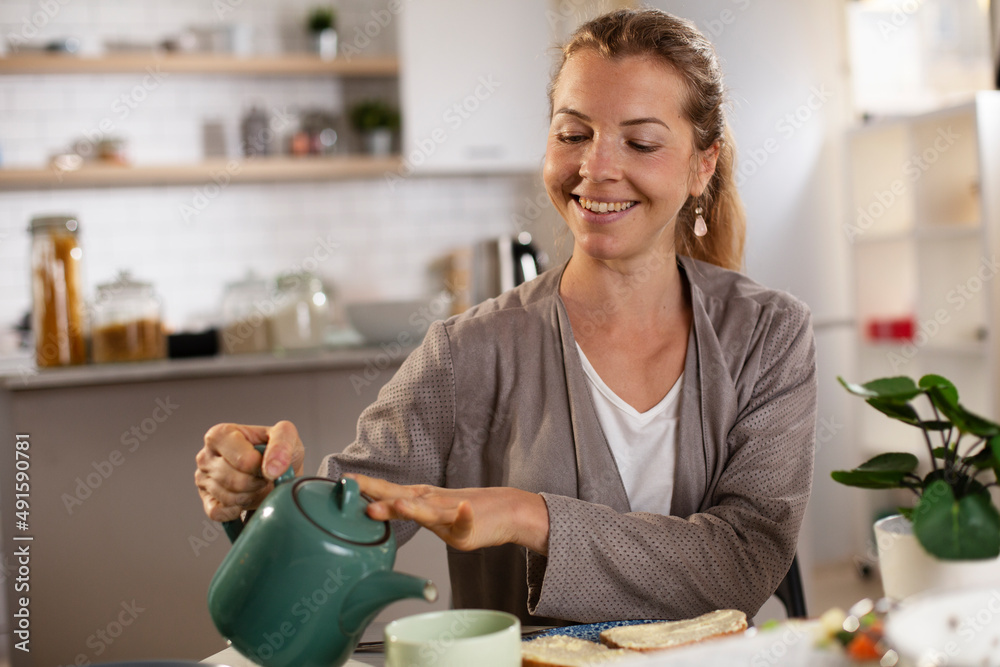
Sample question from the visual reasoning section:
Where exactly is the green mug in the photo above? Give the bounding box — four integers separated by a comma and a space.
384, 609, 521, 667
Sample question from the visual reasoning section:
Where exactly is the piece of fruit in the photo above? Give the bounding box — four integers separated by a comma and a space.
846, 632, 881, 661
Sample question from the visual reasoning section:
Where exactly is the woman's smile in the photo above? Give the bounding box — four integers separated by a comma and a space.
572, 195, 639, 224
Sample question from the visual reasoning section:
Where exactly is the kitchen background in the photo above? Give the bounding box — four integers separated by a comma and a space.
0, 0, 544, 335
0, 0, 996, 664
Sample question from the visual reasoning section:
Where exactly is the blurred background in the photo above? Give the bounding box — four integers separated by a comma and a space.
0, 0, 996, 664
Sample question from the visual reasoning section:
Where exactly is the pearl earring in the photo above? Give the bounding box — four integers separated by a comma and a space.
694, 206, 708, 237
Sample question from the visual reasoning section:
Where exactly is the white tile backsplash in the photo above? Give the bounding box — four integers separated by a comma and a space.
0, 173, 545, 331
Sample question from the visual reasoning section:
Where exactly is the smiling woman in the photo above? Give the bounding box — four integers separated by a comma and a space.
195, 8, 817, 630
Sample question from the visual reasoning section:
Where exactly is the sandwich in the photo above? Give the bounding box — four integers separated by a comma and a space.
521, 635, 636, 666
520, 609, 748, 665
599, 609, 747, 652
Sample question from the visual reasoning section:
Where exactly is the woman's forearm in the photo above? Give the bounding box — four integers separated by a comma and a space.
511, 489, 551, 556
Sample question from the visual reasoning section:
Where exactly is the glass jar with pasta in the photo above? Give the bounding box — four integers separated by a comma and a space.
29, 215, 87, 367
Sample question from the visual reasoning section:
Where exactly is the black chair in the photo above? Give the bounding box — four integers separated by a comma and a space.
772, 555, 807, 618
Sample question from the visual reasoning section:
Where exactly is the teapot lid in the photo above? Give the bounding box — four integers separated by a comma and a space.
293, 477, 388, 545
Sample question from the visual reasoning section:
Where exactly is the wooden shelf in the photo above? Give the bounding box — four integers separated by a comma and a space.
0, 53, 398, 77
0, 155, 403, 190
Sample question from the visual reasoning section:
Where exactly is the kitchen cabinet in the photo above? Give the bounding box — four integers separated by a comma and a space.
0, 351, 452, 666
845, 91, 1000, 460
0, 53, 401, 190
396, 0, 551, 174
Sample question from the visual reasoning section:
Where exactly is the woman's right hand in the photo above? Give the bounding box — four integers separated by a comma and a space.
194, 420, 305, 522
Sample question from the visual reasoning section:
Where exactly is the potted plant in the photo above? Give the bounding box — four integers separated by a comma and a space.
348, 99, 400, 156
306, 6, 337, 60
835, 374, 1000, 599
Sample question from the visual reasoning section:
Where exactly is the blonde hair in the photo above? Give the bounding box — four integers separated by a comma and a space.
550, 8, 746, 271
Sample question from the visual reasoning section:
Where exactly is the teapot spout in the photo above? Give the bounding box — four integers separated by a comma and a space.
340, 571, 438, 637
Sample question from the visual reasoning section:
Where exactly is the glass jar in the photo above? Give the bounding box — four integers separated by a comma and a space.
29, 214, 87, 367
271, 272, 330, 351
91, 271, 166, 363
220, 272, 273, 354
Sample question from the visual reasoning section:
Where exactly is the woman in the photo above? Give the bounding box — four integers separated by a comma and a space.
195, 8, 816, 624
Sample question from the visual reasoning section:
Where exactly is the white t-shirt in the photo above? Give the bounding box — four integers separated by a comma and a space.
576, 343, 681, 515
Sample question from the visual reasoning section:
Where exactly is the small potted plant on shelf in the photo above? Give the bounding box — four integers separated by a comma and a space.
348, 99, 399, 156
306, 5, 337, 60
834, 374, 1000, 600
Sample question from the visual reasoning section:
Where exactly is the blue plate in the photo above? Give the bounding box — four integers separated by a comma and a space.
524, 620, 661, 643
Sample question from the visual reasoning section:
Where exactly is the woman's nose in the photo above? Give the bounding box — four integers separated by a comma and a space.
579, 138, 621, 182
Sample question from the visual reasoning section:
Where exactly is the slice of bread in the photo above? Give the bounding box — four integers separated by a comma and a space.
599, 609, 747, 652
521, 635, 637, 666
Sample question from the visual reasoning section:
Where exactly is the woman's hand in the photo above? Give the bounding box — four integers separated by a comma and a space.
345, 473, 550, 555
194, 420, 306, 522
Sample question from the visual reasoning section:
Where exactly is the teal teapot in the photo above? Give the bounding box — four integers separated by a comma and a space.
207, 447, 437, 667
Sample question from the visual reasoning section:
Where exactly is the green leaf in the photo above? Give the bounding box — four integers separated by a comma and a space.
831, 469, 905, 489
931, 446, 950, 460
857, 452, 920, 473
838, 376, 924, 401
923, 469, 966, 488
919, 375, 959, 405
866, 397, 921, 425
928, 389, 1000, 437
912, 481, 1000, 560
831, 453, 919, 489
898, 506, 915, 522
963, 447, 996, 470
990, 435, 1000, 482
966, 478, 989, 497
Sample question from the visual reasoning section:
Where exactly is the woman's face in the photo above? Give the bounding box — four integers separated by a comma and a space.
544, 50, 718, 265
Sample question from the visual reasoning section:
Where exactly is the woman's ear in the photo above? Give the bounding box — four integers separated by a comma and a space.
690, 140, 721, 197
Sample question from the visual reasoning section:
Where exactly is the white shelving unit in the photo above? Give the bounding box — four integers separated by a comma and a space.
846, 92, 1000, 461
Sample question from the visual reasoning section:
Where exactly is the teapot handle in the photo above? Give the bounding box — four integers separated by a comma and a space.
222, 444, 296, 543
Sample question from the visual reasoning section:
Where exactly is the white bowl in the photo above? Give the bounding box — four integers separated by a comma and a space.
885, 587, 1000, 666
344, 300, 433, 345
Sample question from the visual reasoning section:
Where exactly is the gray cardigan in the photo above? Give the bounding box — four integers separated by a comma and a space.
321, 255, 817, 624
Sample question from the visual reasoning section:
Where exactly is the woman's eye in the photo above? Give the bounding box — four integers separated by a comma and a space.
557, 133, 587, 144
629, 141, 657, 153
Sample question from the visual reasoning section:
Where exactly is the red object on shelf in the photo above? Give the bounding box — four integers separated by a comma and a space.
866, 316, 915, 342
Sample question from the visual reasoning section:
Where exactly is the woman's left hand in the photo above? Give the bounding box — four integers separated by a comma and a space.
344, 473, 550, 555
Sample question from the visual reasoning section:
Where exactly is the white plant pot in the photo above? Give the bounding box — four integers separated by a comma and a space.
874, 514, 1000, 601
313, 28, 337, 60
364, 128, 393, 156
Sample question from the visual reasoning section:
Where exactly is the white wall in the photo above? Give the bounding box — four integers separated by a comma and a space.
646, 0, 867, 581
